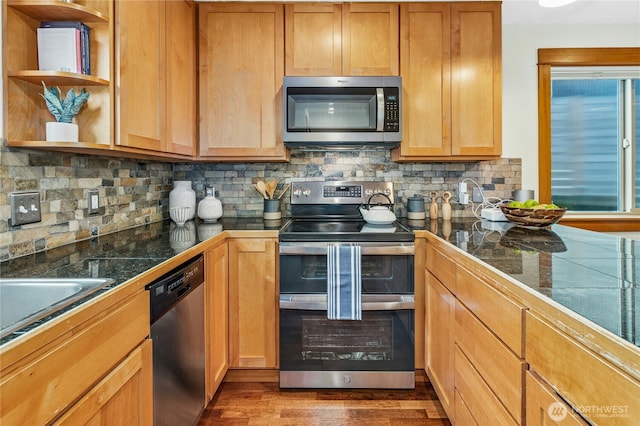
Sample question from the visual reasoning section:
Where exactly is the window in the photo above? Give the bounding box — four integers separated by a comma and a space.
550, 68, 639, 212
537, 48, 640, 230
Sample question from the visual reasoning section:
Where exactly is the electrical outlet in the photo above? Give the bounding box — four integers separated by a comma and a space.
457, 182, 468, 204
472, 187, 484, 203
9, 192, 41, 226
88, 189, 100, 215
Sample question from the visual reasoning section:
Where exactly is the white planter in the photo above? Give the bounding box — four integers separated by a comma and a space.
46, 122, 78, 142
169, 181, 196, 220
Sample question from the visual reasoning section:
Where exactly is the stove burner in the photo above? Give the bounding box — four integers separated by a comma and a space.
280, 181, 414, 243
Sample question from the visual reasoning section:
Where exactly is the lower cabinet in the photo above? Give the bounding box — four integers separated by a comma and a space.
205, 241, 229, 401
526, 311, 640, 426
425, 270, 455, 419
54, 339, 153, 425
0, 287, 151, 425
525, 371, 588, 426
228, 237, 278, 368
425, 238, 525, 425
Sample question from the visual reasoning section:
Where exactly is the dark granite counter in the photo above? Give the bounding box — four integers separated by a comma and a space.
401, 218, 639, 348
0, 217, 274, 345
2, 216, 638, 349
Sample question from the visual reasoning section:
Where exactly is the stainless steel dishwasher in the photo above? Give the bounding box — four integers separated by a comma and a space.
147, 254, 205, 426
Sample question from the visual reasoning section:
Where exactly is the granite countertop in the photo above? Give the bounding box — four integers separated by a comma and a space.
0, 217, 274, 345
402, 218, 639, 348
2, 217, 638, 349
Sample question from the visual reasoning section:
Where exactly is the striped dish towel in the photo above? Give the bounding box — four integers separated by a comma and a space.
327, 243, 362, 320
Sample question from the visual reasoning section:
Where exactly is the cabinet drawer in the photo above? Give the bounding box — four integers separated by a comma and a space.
0, 291, 149, 425
525, 371, 588, 426
454, 389, 478, 426
526, 311, 640, 425
455, 301, 525, 423
454, 344, 517, 426
456, 265, 525, 356
426, 243, 456, 292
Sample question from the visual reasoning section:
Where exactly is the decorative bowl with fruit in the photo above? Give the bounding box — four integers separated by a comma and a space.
499, 199, 566, 228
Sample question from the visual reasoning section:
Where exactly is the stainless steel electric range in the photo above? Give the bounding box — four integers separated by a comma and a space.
279, 181, 415, 389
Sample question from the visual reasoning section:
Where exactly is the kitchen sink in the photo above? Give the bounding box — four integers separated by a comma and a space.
0, 278, 115, 339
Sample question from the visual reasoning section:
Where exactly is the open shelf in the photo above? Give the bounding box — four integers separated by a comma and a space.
9, 70, 109, 87
8, 0, 108, 23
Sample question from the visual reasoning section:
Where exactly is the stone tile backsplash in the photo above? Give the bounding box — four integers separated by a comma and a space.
1, 146, 521, 260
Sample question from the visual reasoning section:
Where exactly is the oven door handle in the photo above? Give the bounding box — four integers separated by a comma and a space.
279, 242, 414, 256
279, 294, 414, 311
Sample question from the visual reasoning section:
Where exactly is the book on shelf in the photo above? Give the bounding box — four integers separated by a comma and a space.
37, 21, 90, 75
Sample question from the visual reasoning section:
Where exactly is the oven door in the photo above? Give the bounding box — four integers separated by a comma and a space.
279, 294, 415, 389
279, 242, 414, 294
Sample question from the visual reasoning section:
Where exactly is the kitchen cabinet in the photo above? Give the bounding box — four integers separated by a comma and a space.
426, 270, 455, 420
284, 3, 399, 76
116, 0, 196, 156
228, 237, 278, 368
198, 3, 288, 161
4, 0, 195, 160
525, 371, 588, 426
54, 339, 153, 425
205, 241, 229, 401
392, 2, 502, 161
425, 237, 526, 425
5, 0, 112, 147
425, 243, 456, 420
526, 311, 640, 426
0, 285, 151, 425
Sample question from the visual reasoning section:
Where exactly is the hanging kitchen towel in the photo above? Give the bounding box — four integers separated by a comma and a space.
327, 243, 362, 320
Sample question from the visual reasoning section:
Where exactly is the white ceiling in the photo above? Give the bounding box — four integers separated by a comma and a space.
502, 0, 640, 25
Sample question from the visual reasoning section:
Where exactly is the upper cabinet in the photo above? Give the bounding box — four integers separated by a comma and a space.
198, 3, 288, 161
5, 0, 112, 147
284, 3, 399, 76
115, 0, 196, 156
392, 2, 502, 161
4, 0, 196, 160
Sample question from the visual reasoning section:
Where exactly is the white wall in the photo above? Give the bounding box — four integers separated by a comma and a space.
501, 0, 640, 195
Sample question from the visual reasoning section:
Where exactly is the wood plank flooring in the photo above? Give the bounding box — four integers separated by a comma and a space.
198, 374, 451, 425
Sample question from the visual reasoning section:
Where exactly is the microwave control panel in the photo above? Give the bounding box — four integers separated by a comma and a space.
384, 87, 400, 132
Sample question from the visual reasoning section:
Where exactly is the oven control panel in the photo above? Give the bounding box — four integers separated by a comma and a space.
291, 181, 394, 204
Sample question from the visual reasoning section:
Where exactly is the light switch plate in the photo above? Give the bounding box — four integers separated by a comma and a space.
9, 192, 41, 226
88, 189, 100, 215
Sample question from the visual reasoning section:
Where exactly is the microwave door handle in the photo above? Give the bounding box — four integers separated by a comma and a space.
279, 294, 415, 311
376, 88, 384, 131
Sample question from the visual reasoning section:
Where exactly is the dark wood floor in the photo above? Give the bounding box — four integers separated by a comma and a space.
198, 375, 451, 426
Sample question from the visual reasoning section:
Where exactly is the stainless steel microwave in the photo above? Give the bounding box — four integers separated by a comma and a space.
282, 76, 402, 148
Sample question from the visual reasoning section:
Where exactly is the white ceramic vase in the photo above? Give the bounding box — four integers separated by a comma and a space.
46, 122, 78, 142
169, 181, 196, 220
197, 187, 223, 222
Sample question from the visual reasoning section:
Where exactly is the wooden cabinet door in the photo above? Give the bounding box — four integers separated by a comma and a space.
425, 270, 455, 420
198, 4, 287, 161
395, 3, 451, 159
166, 0, 196, 156
285, 3, 342, 76
526, 371, 589, 426
343, 3, 399, 76
451, 2, 502, 157
116, 0, 165, 151
54, 339, 153, 426
205, 242, 229, 402
228, 238, 278, 368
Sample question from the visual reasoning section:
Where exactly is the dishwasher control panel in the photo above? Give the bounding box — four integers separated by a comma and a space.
147, 254, 204, 323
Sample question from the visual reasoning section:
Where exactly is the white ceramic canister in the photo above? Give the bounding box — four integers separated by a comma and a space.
198, 187, 223, 222
169, 181, 196, 220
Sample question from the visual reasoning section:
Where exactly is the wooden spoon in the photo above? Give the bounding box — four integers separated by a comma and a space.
255, 181, 268, 199
266, 180, 278, 199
